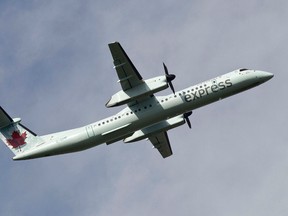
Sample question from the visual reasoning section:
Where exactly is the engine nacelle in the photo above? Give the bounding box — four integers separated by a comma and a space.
106, 75, 168, 107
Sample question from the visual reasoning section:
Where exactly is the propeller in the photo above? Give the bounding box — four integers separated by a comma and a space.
163, 63, 176, 94
183, 111, 193, 129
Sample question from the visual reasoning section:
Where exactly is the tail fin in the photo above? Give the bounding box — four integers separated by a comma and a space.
0, 107, 43, 156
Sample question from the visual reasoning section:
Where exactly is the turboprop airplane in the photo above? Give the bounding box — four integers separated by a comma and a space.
0, 42, 273, 160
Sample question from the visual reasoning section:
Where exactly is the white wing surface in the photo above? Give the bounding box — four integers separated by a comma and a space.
109, 42, 144, 91
149, 131, 173, 158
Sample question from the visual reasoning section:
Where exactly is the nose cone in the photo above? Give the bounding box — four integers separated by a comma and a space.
256, 70, 274, 82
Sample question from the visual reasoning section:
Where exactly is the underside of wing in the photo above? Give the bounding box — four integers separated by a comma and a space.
107, 42, 170, 108
109, 42, 143, 91
149, 131, 173, 158
123, 115, 186, 158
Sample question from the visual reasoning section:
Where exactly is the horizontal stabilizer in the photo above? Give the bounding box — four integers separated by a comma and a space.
0, 106, 13, 128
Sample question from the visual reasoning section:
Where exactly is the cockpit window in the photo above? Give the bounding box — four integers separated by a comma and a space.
239, 68, 249, 72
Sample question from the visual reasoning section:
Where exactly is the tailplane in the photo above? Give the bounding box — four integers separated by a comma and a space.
0, 107, 43, 156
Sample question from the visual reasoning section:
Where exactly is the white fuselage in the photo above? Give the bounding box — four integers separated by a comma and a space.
13, 69, 273, 160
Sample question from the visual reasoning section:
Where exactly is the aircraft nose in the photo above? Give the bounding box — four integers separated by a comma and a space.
256, 70, 274, 82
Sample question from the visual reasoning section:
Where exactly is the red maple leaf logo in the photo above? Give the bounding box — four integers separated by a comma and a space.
6, 131, 27, 149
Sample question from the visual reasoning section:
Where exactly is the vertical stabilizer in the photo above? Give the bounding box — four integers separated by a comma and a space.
0, 107, 43, 156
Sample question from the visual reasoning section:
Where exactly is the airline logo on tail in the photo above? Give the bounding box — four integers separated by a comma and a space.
6, 131, 27, 149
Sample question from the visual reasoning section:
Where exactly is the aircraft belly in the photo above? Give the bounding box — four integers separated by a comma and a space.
13, 128, 102, 160
83, 75, 261, 151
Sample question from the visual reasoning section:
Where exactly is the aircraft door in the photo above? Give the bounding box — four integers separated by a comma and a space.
86, 125, 95, 138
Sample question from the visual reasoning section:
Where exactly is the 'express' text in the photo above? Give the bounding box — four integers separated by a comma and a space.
184, 79, 232, 102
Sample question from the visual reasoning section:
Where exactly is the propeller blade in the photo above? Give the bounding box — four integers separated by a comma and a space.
169, 81, 175, 94
184, 111, 193, 129
163, 62, 168, 75
163, 62, 176, 94
186, 117, 192, 129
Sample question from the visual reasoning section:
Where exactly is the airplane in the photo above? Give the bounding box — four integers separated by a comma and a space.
0, 42, 273, 160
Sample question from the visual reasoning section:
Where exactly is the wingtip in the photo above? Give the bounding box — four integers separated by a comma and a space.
108, 41, 120, 45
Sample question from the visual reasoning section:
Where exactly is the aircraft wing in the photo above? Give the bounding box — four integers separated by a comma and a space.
109, 42, 144, 91
148, 131, 173, 158
123, 115, 186, 158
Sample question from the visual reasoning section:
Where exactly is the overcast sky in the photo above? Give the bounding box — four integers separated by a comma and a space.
0, 0, 287, 215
